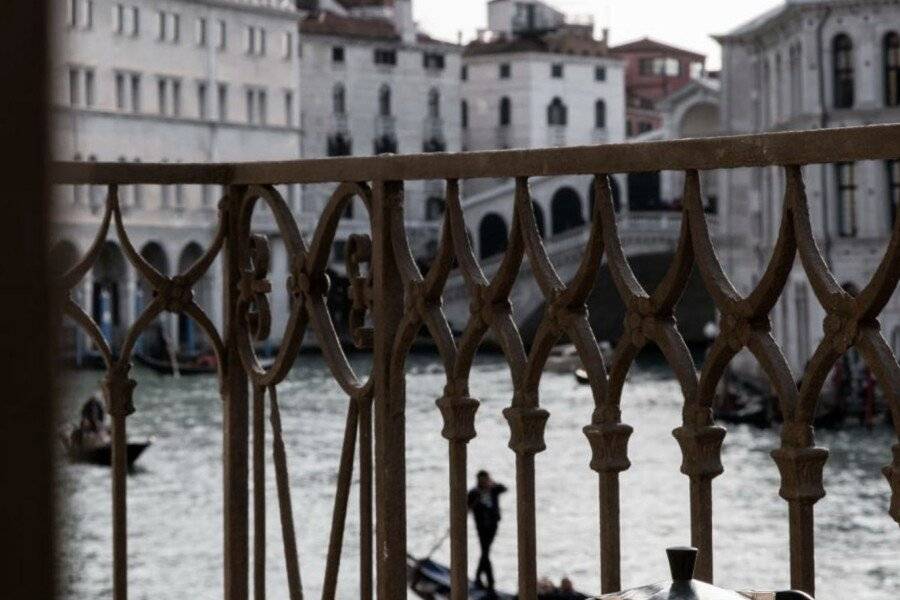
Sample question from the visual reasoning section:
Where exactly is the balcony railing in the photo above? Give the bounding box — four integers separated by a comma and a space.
51, 124, 900, 600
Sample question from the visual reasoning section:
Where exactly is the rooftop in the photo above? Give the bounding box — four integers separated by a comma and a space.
299, 10, 399, 40
610, 37, 705, 60
715, 0, 825, 40
465, 29, 610, 58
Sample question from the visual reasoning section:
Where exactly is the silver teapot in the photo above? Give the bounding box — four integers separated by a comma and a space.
596, 547, 814, 600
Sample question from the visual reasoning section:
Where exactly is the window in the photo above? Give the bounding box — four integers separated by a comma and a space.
461, 65, 468, 81
246, 89, 255, 124
551, 63, 564, 78
594, 99, 606, 128
332, 46, 345, 63
130, 7, 140, 37
640, 56, 680, 76
259, 90, 267, 125
333, 83, 346, 114
888, 160, 900, 227
833, 34, 854, 109
84, 69, 95, 106
244, 26, 266, 56
638, 121, 653, 134
547, 97, 567, 126
218, 83, 228, 120
68, 68, 79, 106
285, 90, 294, 126
499, 63, 511, 79
198, 82, 208, 120
283, 32, 293, 60
885, 32, 900, 107
197, 18, 207, 47
595, 65, 606, 81
130, 74, 141, 112
113, 3, 124, 34
172, 80, 181, 116
245, 87, 267, 124
374, 48, 397, 66
461, 100, 468, 129
789, 44, 802, 116
259, 29, 266, 56
158, 78, 168, 114
427, 88, 440, 119
426, 197, 445, 221
378, 85, 391, 116
172, 14, 180, 43
68, 0, 78, 28
83, 0, 93, 29
836, 162, 857, 237
423, 52, 445, 70
499, 96, 511, 126
157, 10, 166, 41
115, 73, 125, 109
217, 20, 227, 50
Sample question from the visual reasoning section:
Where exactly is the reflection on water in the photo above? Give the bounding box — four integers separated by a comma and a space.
57, 354, 899, 599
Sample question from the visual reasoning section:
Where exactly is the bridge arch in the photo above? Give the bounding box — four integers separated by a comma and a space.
551, 186, 585, 235
479, 213, 508, 260
93, 241, 128, 346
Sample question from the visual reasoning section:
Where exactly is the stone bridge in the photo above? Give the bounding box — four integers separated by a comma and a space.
446, 173, 723, 345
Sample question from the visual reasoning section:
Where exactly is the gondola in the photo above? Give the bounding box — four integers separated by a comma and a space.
407, 555, 590, 600
64, 438, 152, 467
407, 555, 516, 600
135, 352, 275, 376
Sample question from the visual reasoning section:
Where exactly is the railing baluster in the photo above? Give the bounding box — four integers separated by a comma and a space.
320, 401, 359, 600
359, 400, 374, 600
224, 184, 250, 600
371, 180, 407, 599
103, 365, 135, 600
253, 385, 266, 600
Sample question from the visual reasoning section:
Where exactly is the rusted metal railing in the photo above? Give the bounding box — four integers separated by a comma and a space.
51, 124, 900, 600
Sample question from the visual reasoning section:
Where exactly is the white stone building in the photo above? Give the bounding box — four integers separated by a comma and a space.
52, 0, 303, 361
462, 0, 626, 153
297, 0, 464, 262
716, 0, 900, 378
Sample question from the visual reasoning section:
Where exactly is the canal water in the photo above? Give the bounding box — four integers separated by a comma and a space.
57, 354, 898, 599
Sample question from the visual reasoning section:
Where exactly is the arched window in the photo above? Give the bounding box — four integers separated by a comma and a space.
547, 97, 567, 126
551, 187, 584, 235
532, 201, 546, 238
499, 96, 511, 126
479, 213, 508, 260
885, 32, 900, 107
426, 196, 445, 221
833, 34, 854, 109
594, 99, 606, 129
333, 83, 346, 115
427, 87, 440, 119
461, 100, 468, 129
836, 162, 857, 237
378, 84, 391, 117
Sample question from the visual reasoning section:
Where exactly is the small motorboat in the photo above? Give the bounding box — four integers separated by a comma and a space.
574, 368, 590, 384
63, 436, 152, 467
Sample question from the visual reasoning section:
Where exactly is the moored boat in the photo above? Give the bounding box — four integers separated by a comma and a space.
63, 437, 152, 467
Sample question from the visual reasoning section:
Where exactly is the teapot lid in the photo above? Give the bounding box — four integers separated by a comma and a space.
596, 547, 813, 600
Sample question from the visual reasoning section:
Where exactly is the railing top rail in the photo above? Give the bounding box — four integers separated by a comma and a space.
51, 124, 900, 185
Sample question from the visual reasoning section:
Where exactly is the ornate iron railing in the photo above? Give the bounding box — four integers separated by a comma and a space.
51, 124, 900, 600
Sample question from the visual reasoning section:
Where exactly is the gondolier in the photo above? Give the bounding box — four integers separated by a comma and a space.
468, 470, 507, 592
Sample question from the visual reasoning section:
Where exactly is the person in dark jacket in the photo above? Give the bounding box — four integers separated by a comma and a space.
468, 470, 507, 592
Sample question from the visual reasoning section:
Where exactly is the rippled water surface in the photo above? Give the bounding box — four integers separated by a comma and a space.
58, 354, 899, 599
